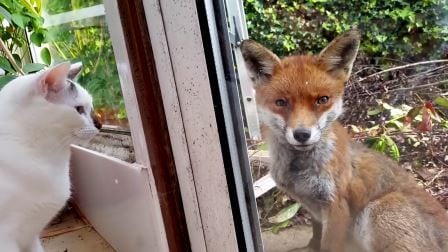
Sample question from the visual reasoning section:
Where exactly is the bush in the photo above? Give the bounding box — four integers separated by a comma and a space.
244, 0, 448, 60
0, 0, 50, 87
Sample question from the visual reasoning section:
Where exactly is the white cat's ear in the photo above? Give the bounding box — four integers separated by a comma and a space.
37, 62, 71, 96
68, 62, 82, 80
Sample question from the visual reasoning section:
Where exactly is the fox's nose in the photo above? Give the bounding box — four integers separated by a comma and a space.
293, 129, 311, 142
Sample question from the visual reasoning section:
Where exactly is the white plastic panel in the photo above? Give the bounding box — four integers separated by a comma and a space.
71, 146, 169, 252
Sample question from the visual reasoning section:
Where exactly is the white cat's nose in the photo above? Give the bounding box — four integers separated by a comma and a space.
91, 112, 102, 130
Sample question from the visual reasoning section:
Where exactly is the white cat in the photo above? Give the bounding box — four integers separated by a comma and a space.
0, 62, 101, 251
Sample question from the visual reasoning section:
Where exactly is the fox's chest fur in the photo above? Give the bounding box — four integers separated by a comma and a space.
269, 134, 336, 221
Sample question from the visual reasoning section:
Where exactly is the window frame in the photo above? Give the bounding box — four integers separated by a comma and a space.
33, 0, 258, 251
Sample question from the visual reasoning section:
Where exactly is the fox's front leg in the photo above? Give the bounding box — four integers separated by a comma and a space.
289, 219, 322, 252
307, 218, 322, 251
320, 199, 351, 252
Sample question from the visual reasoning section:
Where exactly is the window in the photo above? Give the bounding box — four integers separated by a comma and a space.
0, 1, 181, 251
30, 1, 134, 162
201, 0, 448, 251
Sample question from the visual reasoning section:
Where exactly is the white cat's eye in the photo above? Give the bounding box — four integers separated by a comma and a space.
75, 106, 85, 114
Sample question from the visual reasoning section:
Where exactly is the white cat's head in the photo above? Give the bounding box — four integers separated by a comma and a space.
0, 62, 101, 141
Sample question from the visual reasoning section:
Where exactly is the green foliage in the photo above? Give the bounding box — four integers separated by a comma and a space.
268, 202, 301, 224
0, 0, 50, 76
268, 202, 301, 233
366, 135, 400, 161
43, 0, 101, 15
244, 0, 448, 59
435, 96, 448, 108
0, 0, 125, 121
44, 0, 125, 120
361, 98, 447, 160
0, 75, 16, 88
23, 62, 45, 73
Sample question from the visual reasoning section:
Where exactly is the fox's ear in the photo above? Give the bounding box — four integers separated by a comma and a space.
240, 40, 280, 87
319, 29, 360, 81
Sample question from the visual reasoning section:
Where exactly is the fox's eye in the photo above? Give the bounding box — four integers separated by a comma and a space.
275, 99, 288, 107
75, 106, 85, 114
317, 96, 329, 105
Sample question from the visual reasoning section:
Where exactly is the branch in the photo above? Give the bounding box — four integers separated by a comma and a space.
358, 60, 448, 82
0, 38, 24, 75
388, 79, 448, 93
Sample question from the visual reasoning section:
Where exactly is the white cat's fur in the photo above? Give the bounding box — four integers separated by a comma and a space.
0, 62, 100, 251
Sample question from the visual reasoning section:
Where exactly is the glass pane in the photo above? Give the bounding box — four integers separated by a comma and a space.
45, 0, 101, 15
45, 16, 128, 129
38, 1, 134, 162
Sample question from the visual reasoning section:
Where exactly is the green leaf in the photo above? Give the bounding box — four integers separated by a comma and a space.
442, 120, 448, 129
367, 107, 383, 116
12, 54, 22, 68
434, 96, 448, 108
384, 135, 400, 161
0, 6, 12, 22
386, 120, 403, 129
370, 137, 386, 153
0, 75, 16, 88
30, 31, 44, 46
0, 56, 16, 73
375, 35, 387, 42
382, 102, 394, 110
40, 47, 51, 65
11, 13, 26, 28
19, 0, 40, 17
23, 63, 46, 73
271, 220, 290, 234
268, 203, 301, 224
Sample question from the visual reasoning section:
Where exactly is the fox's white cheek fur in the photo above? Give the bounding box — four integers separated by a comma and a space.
258, 108, 286, 132
285, 127, 298, 145
307, 127, 322, 144
317, 98, 344, 130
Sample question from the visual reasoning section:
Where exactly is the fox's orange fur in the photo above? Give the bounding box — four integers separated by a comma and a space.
241, 30, 448, 252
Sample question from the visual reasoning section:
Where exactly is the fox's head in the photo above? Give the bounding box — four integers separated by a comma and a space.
241, 29, 360, 151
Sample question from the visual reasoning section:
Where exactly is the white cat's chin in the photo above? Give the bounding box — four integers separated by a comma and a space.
73, 127, 99, 141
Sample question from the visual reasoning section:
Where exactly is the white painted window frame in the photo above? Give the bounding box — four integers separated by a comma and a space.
28, 1, 171, 251
70, 1, 171, 251
142, 0, 241, 251
29, 0, 258, 251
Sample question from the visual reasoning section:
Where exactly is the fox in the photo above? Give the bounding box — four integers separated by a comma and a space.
241, 30, 448, 252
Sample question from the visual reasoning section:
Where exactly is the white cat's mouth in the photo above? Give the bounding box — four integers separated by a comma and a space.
74, 127, 99, 140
